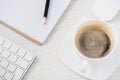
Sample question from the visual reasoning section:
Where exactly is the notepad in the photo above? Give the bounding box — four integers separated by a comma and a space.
0, 0, 71, 45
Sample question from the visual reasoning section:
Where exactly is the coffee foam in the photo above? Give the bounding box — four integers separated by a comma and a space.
75, 24, 114, 58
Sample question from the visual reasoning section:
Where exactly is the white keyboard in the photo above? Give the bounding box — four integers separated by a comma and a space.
0, 35, 36, 80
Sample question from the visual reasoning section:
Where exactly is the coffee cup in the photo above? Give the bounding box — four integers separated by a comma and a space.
73, 18, 117, 72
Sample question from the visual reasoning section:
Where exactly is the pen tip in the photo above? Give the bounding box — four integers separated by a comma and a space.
43, 17, 46, 24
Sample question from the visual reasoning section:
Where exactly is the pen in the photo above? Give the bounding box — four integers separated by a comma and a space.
43, 0, 50, 24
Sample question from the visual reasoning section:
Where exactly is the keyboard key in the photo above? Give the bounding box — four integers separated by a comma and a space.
1, 50, 10, 58
8, 54, 17, 62
0, 36, 5, 45
3, 72, 13, 80
17, 49, 26, 57
3, 41, 11, 49
0, 67, 6, 76
16, 58, 29, 69
24, 53, 33, 61
10, 45, 19, 53
0, 48, 3, 53
12, 68, 24, 80
7, 63, 16, 72
0, 59, 9, 68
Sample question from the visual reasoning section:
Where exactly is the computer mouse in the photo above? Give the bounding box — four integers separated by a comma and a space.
92, 0, 120, 21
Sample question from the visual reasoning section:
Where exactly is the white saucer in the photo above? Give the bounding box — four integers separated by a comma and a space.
58, 26, 120, 80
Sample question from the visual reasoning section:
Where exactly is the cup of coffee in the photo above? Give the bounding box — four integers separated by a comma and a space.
73, 18, 117, 72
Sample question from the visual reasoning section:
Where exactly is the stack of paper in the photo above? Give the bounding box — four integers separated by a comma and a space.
0, 0, 71, 45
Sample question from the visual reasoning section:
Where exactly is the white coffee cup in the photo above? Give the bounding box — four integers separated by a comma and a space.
73, 18, 118, 72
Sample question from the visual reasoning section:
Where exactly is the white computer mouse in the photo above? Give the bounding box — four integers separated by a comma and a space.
92, 0, 120, 21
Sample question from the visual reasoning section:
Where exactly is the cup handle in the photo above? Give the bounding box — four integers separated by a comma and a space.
81, 60, 88, 73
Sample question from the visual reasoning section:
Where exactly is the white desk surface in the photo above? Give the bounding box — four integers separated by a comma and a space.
0, 0, 120, 80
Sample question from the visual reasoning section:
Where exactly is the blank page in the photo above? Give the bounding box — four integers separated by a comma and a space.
0, 0, 71, 44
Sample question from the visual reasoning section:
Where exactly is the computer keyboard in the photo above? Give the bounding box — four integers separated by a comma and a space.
0, 35, 36, 80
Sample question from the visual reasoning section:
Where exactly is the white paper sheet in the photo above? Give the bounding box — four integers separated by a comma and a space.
0, 0, 71, 44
